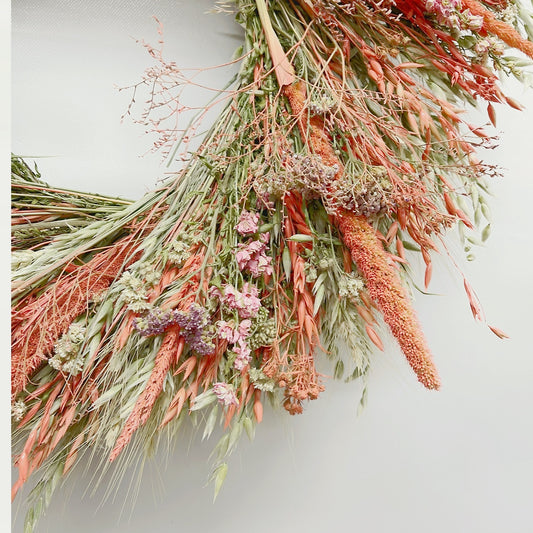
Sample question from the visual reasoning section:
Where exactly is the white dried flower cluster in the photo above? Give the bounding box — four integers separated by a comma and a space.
11, 400, 27, 421
474, 37, 505, 58
500, 3, 518, 25
309, 93, 337, 116
137, 262, 161, 287
318, 255, 336, 270
167, 237, 192, 266
305, 246, 336, 282
253, 168, 294, 200
49, 324, 87, 375
90, 290, 107, 304
68, 324, 86, 343
304, 245, 336, 283
338, 272, 365, 303
249, 367, 276, 392
117, 271, 150, 312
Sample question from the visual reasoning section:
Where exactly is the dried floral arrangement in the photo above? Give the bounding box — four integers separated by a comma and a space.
11, 0, 533, 530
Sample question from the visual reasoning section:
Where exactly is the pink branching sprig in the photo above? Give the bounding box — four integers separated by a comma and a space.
118, 17, 252, 160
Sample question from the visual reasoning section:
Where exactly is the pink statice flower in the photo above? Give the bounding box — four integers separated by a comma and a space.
222, 283, 261, 319
425, 0, 462, 28
212, 382, 239, 407
222, 284, 242, 310
238, 319, 252, 338
235, 235, 273, 277
236, 211, 260, 236
233, 339, 252, 370
208, 285, 223, 300
216, 318, 252, 344
216, 318, 253, 370
217, 320, 238, 343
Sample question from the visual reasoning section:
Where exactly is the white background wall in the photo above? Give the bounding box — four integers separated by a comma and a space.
11, 1, 533, 532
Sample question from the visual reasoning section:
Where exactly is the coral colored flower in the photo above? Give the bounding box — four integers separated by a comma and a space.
236, 211, 260, 235
212, 382, 238, 407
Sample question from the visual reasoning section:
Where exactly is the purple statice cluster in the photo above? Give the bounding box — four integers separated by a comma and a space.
133, 307, 177, 337
217, 319, 252, 370
133, 304, 215, 356
212, 382, 239, 407
174, 304, 215, 356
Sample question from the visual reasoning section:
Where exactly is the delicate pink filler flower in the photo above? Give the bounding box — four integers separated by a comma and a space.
212, 382, 239, 407
236, 211, 260, 236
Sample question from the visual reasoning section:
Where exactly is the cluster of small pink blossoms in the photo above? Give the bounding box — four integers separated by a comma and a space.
235, 211, 260, 235
426, 0, 460, 21
212, 382, 239, 407
425, 0, 483, 30
217, 319, 253, 370
224, 283, 260, 318
235, 211, 272, 278
235, 235, 273, 277
210, 283, 261, 320
475, 37, 505, 57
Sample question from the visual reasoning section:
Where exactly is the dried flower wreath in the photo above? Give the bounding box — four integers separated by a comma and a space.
11, 0, 533, 530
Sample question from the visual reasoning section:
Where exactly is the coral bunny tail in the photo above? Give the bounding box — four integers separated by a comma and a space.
283, 82, 440, 390
336, 211, 441, 390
